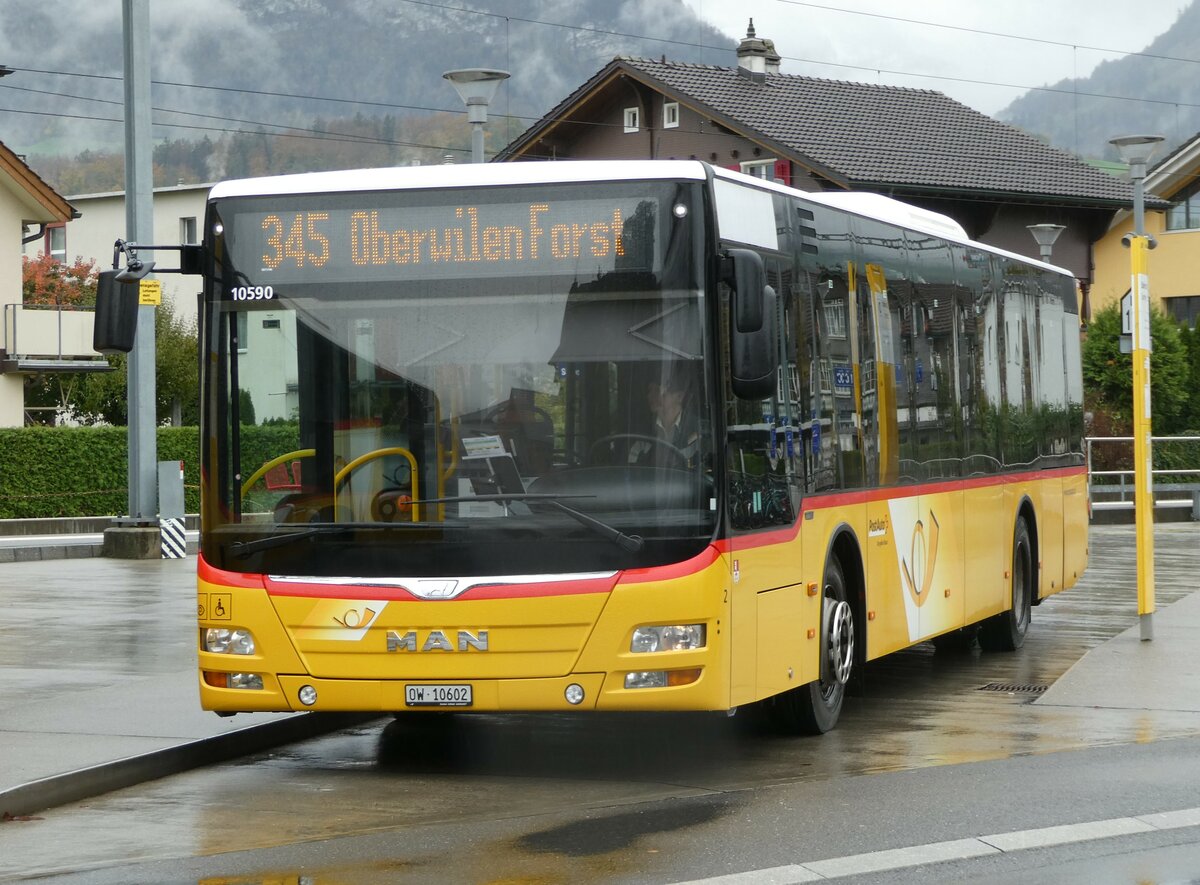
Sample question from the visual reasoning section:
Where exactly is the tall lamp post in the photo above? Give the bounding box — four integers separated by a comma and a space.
443, 68, 510, 164
1110, 133, 1164, 642
1026, 223, 1065, 263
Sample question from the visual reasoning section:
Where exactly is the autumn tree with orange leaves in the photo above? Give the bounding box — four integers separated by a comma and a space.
22, 253, 99, 308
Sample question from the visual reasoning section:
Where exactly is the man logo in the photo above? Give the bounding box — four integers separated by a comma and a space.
386, 629, 489, 652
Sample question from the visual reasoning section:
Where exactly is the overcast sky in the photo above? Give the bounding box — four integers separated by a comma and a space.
681, 0, 1191, 116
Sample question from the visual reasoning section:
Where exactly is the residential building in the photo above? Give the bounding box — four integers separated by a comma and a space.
1, 140, 77, 427
1092, 134, 1200, 327
498, 22, 1158, 311
25, 182, 212, 324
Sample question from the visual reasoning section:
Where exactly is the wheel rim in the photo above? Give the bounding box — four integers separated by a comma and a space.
821, 597, 854, 696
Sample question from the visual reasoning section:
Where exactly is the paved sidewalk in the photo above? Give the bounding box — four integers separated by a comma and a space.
0, 555, 370, 818
0, 524, 1197, 819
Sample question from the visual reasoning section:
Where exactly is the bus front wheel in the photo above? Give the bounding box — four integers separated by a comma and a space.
979, 517, 1033, 652
768, 556, 854, 735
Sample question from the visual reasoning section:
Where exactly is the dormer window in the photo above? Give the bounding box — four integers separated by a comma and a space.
663, 101, 679, 129
623, 107, 639, 133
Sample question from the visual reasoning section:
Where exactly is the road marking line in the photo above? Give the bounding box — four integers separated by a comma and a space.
1137, 806, 1200, 830
978, 817, 1154, 851
672, 866, 823, 884
803, 838, 997, 878
672, 805, 1200, 884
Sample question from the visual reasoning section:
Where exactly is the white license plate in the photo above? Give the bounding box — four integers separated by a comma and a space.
404, 684, 473, 707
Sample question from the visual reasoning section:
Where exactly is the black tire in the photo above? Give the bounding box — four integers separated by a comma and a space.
767, 557, 855, 734
979, 517, 1033, 651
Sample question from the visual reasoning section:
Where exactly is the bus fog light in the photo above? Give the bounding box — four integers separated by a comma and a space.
228, 673, 263, 690
565, 683, 585, 705
630, 624, 705, 653
204, 628, 256, 655
625, 670, 668, 689
298, 684, 317, 706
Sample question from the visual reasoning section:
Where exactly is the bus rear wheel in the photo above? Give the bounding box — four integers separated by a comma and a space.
979, 517, 1033, 651
768, 557, 854, 735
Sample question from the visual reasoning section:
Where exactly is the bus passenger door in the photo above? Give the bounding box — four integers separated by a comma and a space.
723, 253, 812, 706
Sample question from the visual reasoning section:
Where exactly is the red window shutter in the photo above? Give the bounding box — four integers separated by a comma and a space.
773, 159, 791, 186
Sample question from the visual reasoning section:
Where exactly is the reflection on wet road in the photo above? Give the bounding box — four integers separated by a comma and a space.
5, 526, 1200, 884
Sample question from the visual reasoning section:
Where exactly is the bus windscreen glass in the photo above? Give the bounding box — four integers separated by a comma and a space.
203, 180, 716, 578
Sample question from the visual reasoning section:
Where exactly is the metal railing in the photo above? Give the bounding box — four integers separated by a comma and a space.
2, 303, 98, 361
1086, 435, 1200, 520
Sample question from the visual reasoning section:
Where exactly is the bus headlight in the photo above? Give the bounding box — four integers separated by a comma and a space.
625, 668, 702, 689
203, 671, 263, 690
630, 624, 706, 653
203, 628, 256, 655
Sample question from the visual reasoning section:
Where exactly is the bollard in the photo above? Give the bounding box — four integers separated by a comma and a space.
158, 460, 186, 559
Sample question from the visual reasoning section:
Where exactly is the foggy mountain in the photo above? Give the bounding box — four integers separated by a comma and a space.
0, 0, 734, 172
997, 2, 1200, 162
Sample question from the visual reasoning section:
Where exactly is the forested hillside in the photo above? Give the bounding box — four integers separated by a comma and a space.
1, 0, 732, 193
997, 3, 1200, 161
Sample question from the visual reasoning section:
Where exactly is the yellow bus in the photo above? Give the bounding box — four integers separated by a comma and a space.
184, 160, 1087, 733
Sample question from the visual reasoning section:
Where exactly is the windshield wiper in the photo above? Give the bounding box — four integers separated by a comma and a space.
226, 527, 340, 554
413, 493, 644, 553
223, 520, 391, 554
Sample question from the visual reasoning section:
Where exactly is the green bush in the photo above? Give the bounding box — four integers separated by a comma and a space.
0, 423, 301, 519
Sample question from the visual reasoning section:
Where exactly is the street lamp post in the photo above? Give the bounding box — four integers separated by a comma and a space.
443, 68, 510, 164
1026, 223, 1065, 263
1110, 133, 1164, 642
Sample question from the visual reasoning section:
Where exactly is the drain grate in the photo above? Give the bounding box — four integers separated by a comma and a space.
978, 682, 1048, 694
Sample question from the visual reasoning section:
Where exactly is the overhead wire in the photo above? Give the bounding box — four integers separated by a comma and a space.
5, 1, 1198, 162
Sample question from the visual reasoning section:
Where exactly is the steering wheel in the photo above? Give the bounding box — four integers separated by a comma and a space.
588, 433, 689, 467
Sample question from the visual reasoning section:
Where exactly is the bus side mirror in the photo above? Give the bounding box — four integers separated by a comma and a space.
93, 269, 139, 354
723, 249, 778, 400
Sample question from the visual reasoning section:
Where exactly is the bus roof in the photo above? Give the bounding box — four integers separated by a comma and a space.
209, 159, 1071, 278
208, 160, 709, 200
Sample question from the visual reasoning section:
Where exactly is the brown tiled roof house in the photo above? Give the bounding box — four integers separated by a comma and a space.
498, 22, 1159, 306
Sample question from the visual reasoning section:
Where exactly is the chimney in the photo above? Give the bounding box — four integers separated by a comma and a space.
736, 19, 780, 81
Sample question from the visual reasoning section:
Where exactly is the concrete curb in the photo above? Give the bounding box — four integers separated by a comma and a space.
0, 543, 104, 564
0, 712, 380, 819
0, 540, 197, 563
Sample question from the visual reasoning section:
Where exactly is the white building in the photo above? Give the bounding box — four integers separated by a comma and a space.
2, 140, 77, 427
26, 183, 212, 323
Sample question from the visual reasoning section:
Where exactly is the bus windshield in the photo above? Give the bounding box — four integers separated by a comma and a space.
201, 179, 716, 577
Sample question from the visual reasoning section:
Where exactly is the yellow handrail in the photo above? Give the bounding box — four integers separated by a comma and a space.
240, 449, 315, 498
334, 447, 420, 521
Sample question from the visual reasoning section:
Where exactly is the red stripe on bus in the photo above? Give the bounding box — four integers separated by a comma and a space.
198, 555, 266, 589
618, 544, 723, 584
714, 465, 1087, 552
203, 464, 1085, 594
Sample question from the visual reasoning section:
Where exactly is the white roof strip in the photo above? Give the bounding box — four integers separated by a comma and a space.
210, 160, 708, 199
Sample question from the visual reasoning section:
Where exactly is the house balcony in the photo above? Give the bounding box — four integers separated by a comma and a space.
0, 304, 112, 374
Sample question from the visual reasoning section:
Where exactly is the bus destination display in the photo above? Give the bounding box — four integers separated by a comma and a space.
229, 196, 660, 288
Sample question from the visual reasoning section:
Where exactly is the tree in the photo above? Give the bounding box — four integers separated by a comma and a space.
71, 298, 200, 426
1181, 324, 1200, 432
22, 254, 98, 307
21, 256, 100, 423
1082, 302, 1191, 434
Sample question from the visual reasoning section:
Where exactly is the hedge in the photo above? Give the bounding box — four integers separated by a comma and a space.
0, 424, 300, 519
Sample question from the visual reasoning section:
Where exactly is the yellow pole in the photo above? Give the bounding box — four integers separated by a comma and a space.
1129, 234, 1156, 640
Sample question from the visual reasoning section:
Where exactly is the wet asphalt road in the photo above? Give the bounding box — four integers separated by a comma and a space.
4, 525, 1200, 884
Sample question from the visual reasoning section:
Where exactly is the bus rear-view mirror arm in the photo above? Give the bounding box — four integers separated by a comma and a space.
93, 239, 205, 354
